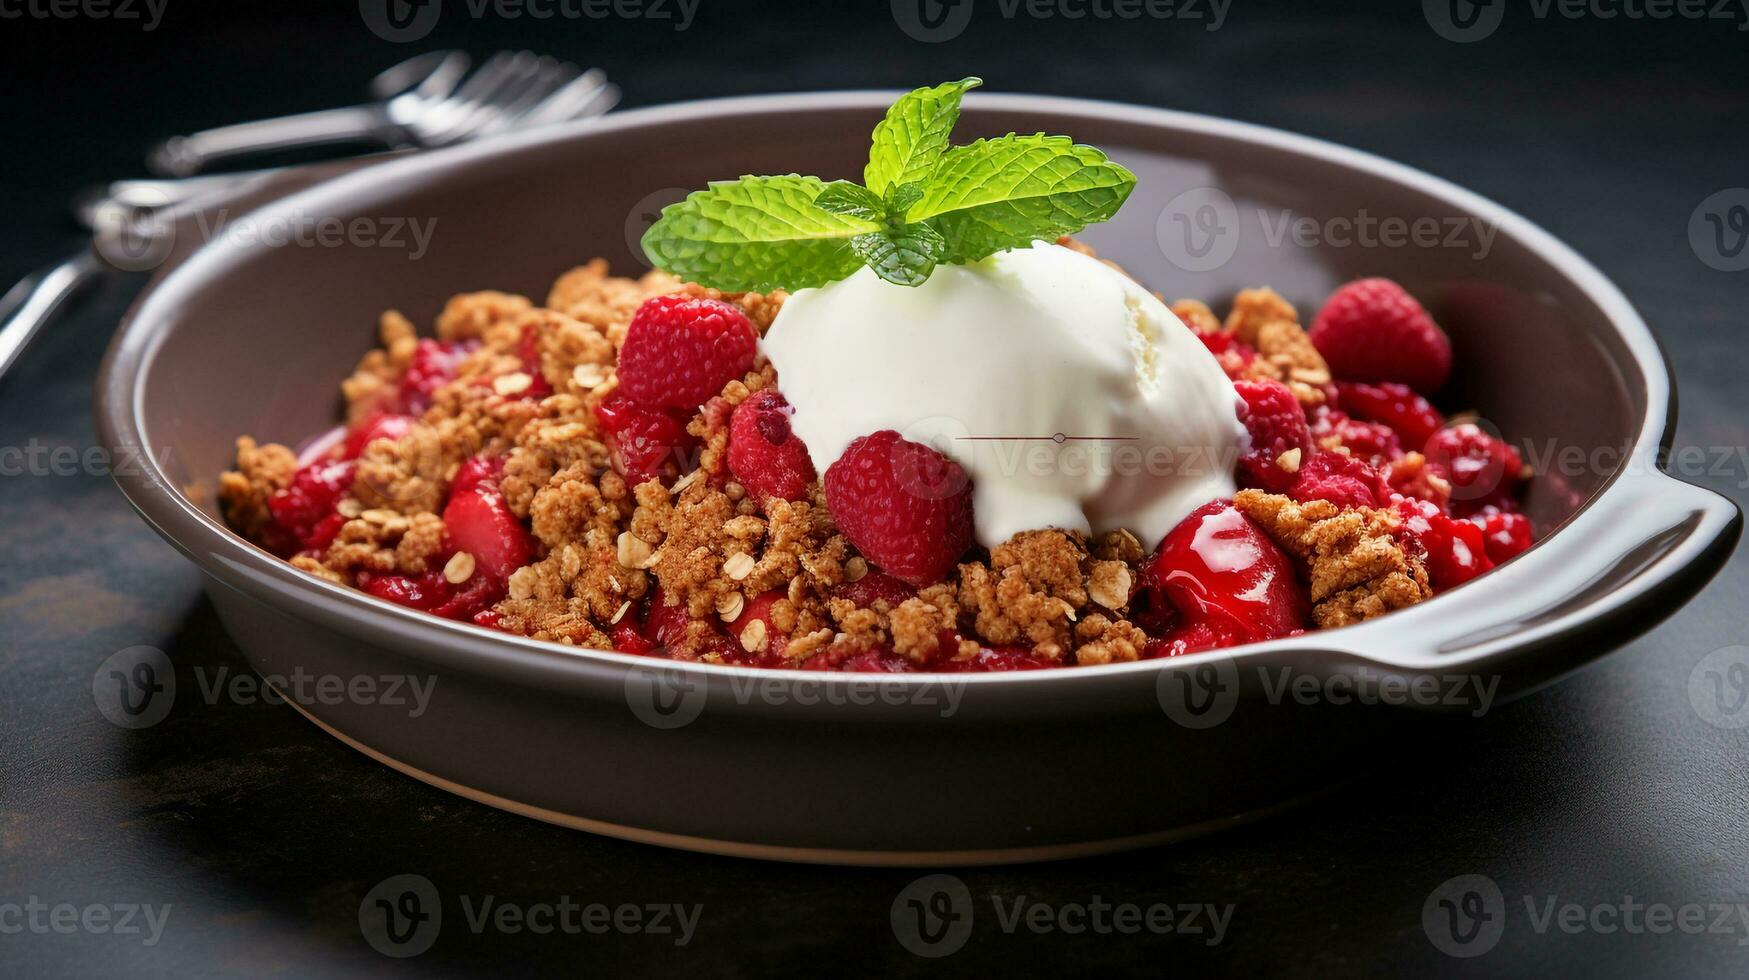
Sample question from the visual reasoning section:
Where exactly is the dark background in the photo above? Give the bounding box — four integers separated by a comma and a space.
3, 0, 1747, 976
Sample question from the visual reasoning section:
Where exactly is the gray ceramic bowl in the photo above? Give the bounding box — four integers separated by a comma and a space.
98, 92, 1739, 865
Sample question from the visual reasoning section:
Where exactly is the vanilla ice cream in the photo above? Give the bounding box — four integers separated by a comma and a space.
761, 241, 1246, 550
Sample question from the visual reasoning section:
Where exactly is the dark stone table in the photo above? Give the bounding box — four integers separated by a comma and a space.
2, 2, 1745, 975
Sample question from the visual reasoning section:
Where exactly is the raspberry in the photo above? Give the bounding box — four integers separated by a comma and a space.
728, 389, 816, 503
441, 472, 535, 583
1331, 416, 1403, 467
1310, 278, 1453, 394
823, 431, 975, 587
1392, 497, 1493, 590
1424, 422, 1524, 516
1288, 452, 1386, 510
1476, 510, 1533, 564
801, 640, 916, 673
1136, 500, 1309, 647
617, 296, 758, 409
267, 458, 357, 553
1233, 379, 1313, 493
594, 392, 699, 487
1335, 381, 1445, 451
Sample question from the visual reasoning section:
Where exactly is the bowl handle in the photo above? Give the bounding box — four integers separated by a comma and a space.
1336, 467, 1740, 681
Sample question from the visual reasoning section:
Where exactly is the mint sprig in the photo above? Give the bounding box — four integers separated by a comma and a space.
640, 78, 1137, 290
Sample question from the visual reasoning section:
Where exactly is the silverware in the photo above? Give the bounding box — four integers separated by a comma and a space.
147, 50, 616, 177
0, 55, 620, 382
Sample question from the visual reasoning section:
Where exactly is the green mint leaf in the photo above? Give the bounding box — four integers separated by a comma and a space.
884, 181, 926, 218
864, 77, 982, 199
850, 223, 947, 287
813, 180, 888, 223
640, 174, 880, 292
905, 134, 1137, 264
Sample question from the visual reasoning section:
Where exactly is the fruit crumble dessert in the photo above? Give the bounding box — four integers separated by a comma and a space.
221, 79, 1535, 672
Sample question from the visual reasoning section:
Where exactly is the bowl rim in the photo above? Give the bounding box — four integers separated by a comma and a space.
96, 89, 1730, 695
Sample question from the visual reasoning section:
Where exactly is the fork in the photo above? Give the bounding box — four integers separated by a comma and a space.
0, 54, 620, 381
148, 50, 617, 177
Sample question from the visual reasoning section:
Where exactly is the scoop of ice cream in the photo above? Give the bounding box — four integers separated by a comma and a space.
761, 241, 1245, 550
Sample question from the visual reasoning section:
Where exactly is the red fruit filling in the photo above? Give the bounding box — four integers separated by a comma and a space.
1424, 422, 1525, 516
595, 391, 699, 487
266, 458, 357, 555
441, 471, 535, 582
1335, 381, 1445, 451
1392, 497, 1494, 590
399, 338, 477, 414
341, 412, 418, 460
1476, 510, 1534, 565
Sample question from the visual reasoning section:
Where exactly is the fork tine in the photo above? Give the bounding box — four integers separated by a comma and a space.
417, 51, 528, 144
474, 59, 582, 135
518, 68, 615, 129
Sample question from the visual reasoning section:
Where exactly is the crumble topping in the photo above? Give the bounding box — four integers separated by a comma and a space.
1232, 489, 1432, 628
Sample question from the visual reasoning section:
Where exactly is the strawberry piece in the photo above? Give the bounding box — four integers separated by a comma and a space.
594, 392, 699, 487
1476, 510, 1534, 564
617, 295, 758, 409
341, 412, 417, 460
267, 458, 357, 553
725, 589, 791, 665
1234, 379, 1314, 493
448, 455, 504, 500
728, 389, 816, 503
1335, 381, 1445, 451
823, 430, 975, 587
1392, 497, 1494, 590
441, 475, 535, 583
513, 323, 555, 400
610, 620, 657, 655
1310, 278, 1453, 394
1136, 500, 1309, 647
358, 568, 500, 621
1424, 422, 1525, 516
1288, 452, 1386, 510
801, 641, 917, 673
